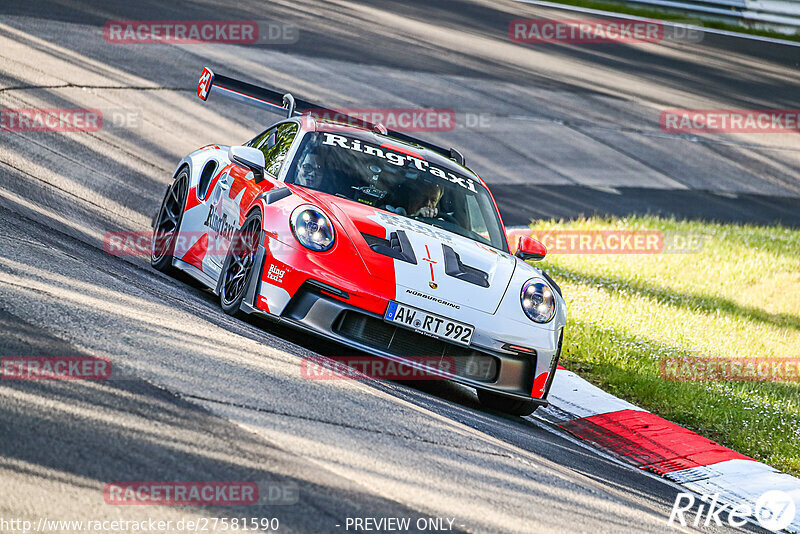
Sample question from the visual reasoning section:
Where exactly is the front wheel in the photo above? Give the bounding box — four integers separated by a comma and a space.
219, 211, 263, 316
477, 390, 538, 417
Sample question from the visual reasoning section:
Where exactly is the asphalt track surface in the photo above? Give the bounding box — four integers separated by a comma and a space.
0, 0, 796, 532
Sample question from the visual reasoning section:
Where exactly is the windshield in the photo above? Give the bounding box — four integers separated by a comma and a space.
285, 131, 508, 251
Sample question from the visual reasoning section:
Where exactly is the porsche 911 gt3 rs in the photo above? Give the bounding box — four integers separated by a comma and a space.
151, 67, 566, 416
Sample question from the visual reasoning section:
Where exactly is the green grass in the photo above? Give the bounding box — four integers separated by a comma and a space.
538, 0, 800, 43
527, 216, 800, 475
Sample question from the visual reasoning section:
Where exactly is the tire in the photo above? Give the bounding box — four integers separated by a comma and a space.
151, 169, 189, 274
219, 211, 263, 316
477, 389, 538, 417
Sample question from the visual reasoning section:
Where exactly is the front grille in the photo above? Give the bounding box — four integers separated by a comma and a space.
333, 311, 498, 382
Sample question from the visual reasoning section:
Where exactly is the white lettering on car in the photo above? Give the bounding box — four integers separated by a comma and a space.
322, 133, 478, 192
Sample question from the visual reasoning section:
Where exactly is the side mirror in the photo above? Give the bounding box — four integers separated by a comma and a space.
515, 236, 546, 261
229, 146, 265, 181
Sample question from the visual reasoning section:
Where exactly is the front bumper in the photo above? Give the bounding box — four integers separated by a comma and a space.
244, 278, 560, 404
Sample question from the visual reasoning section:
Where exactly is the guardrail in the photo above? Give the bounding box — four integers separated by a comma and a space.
622, 0, 800, 31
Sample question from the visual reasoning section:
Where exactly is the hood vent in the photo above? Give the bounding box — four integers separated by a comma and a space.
442, 245, 489, 287
362, 230, 417, 265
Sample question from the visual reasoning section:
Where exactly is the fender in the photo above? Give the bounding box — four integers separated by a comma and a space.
251, 187, 293, 218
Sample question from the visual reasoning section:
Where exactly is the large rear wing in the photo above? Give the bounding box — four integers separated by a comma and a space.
196, 67, 465, 165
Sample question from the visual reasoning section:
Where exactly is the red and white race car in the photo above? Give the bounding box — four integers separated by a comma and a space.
151, 68, 566, 416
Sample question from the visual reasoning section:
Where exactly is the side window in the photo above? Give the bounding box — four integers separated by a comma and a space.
257, 123, 298, 177
466, 194, 488, 236
248, 128, 273, 149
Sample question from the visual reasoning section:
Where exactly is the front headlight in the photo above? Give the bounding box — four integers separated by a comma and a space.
520, 279, 556, 323
290, 205, 335, 252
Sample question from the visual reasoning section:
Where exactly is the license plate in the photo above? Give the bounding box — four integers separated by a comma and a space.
384, 301, 474, 346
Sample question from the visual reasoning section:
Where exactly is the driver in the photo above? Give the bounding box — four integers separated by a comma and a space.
408, 182, 443, 218
295, 148, 324, 189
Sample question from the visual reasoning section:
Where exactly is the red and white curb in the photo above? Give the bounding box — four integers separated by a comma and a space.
541, 366, 800, 532
505, 227, 799, 530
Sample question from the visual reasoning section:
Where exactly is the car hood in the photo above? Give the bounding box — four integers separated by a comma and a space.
305, 191, 518, 314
